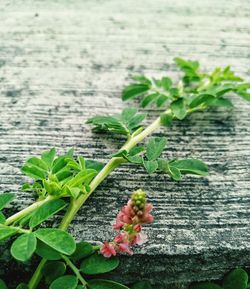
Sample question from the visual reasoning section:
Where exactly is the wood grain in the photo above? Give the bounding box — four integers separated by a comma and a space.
0, 0, 250, 288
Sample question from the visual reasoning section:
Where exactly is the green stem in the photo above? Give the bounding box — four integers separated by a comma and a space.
61, 255, 87, 286
5, 195, 54, 226
28, 258, 47, 289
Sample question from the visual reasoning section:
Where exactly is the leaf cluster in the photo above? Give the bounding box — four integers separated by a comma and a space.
87, 108, 146, 137
120, 57, 250, 124
21, 148, 104, 200
115, 137, 208, 180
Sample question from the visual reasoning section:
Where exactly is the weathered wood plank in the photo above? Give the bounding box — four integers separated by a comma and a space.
0, 0, 250, 288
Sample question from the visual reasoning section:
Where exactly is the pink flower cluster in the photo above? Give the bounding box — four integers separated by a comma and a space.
100, 189, 154, 258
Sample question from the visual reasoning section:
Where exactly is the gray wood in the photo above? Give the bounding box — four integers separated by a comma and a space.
0, 0, 250, 288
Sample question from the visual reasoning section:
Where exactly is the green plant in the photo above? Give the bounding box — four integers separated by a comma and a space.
0, 58, 249, 289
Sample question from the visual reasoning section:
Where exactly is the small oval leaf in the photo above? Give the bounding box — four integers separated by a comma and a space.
35, 240, 61, 260
223, 268, 248, 289
70, 242, 94, 261
80, 253, 119, 275
50, 275, 78, 289
35, 228, 76, 255
11, 233, 37, 262
43, 261, 66, 284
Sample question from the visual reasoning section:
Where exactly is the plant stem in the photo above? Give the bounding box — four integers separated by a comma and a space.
5, 195, 54, 226
61, 255, 87, 286
28, 258, 47, 289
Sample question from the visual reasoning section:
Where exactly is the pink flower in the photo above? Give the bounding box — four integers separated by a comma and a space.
140, 203, 154, 224
114, 232, 128, 243
100, 190, 154, 258
117, 242, 133, 255
134, 232, 148, 245
113, 214, 124, 230
134, 224, 142, 232
100, 242, 116, 258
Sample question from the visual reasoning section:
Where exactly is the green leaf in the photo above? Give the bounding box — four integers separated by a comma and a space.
168, 165, 182, 181
67, 169, 97, 187
70, 241, 94, 261
21, 165, 47, 180
11, 233, 37, 262
26, 157, 48, 171
214, 84, 234, 97
50, 275, 78, 289
122, 83, 150, 101
87, 109, 145, 136
127, 113, 146, 131
171, 98, 187, 120
223, 268, 248, 289
0, 193, 15, 210
157, 160, 182, 181
143, 160, 158, 174
43, 181, 62, 196
16, 283, 29, 289
132, 75, 151, 85
0, 226, 18, 241
88, 279, 129, 289
236, 83, 250, 101
156, 94, 168, 107
131, 281, 153, 289
238, 92, 250, 101
41, 148, 56, 168
146, 137, 167, 161
189, 282, 222, 289
161, 77, 172, 90
43, 261, 66, 284
52, 156, 69, 174
35, 228, 76, 255
189, 94, 215, 108
175, 57, 199, 72
35, 240, 62, 260
0, 279, 8, 289
18, 212, 34, 226
29, 199, 67, 228
160, 113, 173, 127
87, 115, 128, 135
0, 212, 6, 224
121, 108, 137, 122
175, 58, 201, 84
170, 159, 208, 176
141, 93, 159, 108
209, 97, 233, 108
80, 253, 119, 275
86, 160, 104, 172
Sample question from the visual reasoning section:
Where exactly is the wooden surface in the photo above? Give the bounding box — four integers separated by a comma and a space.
0, 0, 250, 288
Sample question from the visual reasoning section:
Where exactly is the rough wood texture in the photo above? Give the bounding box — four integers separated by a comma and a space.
0, 0, 250, 288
